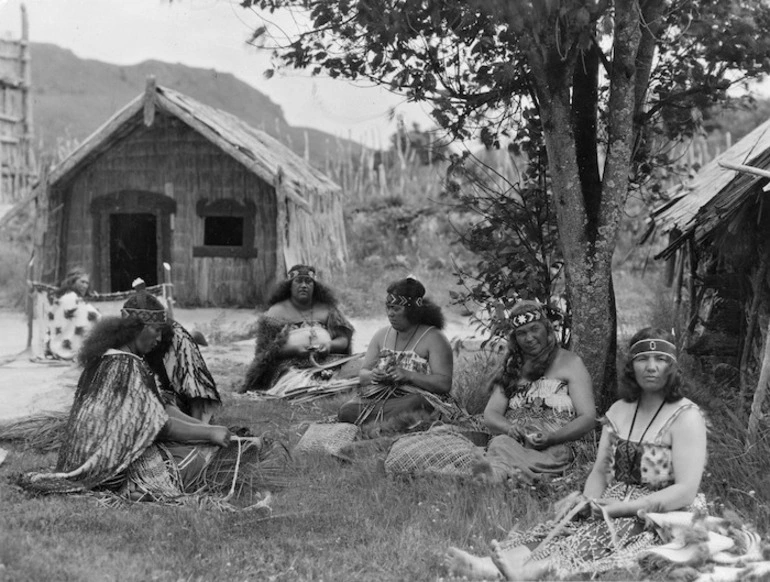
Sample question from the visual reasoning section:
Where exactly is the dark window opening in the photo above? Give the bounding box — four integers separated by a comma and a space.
193, 198, 258, 259
204, 216, 244, 246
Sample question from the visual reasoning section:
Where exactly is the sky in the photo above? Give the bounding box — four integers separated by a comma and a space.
0, 0, 434, 146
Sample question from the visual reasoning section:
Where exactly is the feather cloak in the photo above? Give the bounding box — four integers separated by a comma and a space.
241, 306, 354, 392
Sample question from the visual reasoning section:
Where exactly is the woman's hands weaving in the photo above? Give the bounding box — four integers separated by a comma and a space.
525, 431, 552, 450
209, 426, 233, 448
371, 366, 413, 385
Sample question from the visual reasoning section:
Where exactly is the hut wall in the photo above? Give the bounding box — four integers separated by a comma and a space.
59, 113, 277, 305
283, 184, 348, 279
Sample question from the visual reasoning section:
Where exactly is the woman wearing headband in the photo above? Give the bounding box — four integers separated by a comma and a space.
20, 299, 233, 499
337, 276, 453, 424
448, 326, 708, 580
474, 300, 597, 484
123, 280, 221, 422
241, 264, 355, 394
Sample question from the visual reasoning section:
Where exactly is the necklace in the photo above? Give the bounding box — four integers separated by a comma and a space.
293, 302, 316, 342
623, 399, 666, 486
395, 325, 420, 352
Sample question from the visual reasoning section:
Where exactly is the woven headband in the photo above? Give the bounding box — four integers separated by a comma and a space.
289, 267, 315, 280
386, 293, 424, 307
630, 339, 677, 362
511, 309, 544, 329
121, 307, 167, 324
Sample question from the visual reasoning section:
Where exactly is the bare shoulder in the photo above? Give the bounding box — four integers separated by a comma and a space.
670, 401, 706, 431
312, 303, 331, 320
423, 326, 451, 348
605, 399, 634, 424
550, 347, 589, 378
606, 399, 633, 416
265, 301, 290, 318
555, 347, 587, 368
371, 325, 390, 345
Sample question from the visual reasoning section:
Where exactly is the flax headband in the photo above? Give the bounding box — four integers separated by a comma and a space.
630, 339, 677, 362
121, 308, 167, 324
511, 309, 543, 329
289, 268, 315, 280
386, 293, 424, 307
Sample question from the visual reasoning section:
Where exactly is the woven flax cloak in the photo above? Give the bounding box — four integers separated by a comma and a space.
54, 351, 169, 490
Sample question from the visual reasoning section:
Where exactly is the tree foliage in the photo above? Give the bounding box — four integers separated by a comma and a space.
245, 0, 770, 406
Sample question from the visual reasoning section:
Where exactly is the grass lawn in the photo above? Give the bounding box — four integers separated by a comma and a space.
0, 391, 573, 582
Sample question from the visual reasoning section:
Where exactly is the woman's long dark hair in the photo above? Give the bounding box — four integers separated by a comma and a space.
386, 278, 445, 329
618, 327, 684, 403
78, 316, 144, 371
494, 301, 559, 399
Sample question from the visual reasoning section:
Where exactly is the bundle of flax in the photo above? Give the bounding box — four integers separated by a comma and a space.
0, 411, 69, 453
266, 353, 363, 403
201, 435, 293, 504
356, 382, 460, 424
278, 375, 360, 403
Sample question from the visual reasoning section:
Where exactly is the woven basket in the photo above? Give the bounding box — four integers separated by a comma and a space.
385, 428, 481, 477
294, 422, 360, 455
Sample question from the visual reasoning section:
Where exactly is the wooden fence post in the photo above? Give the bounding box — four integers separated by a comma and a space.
739, 252, 769, 402
747, 315, 770, 451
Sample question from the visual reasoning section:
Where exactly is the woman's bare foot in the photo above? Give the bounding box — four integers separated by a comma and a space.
490, 539, 535, 581
445, 546, 501, 580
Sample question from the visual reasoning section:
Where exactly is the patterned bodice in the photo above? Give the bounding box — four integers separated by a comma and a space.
605, 399, 700, 490
505, 378, 576, 434
374, 348, 430, 374
371, 326, 433, 383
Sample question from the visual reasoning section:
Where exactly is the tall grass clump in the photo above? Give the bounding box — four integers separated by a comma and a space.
0, 240, 30, 308
0, 207, 33, 309
452, 346, 505, 415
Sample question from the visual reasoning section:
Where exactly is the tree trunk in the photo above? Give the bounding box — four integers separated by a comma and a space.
520, 1, 641, 410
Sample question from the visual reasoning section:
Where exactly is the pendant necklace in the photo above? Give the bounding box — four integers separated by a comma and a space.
395, 325, 419, 352
623, 398, 666, 492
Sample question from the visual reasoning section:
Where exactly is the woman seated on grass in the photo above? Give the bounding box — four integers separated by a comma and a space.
240, 264, 356, 396
447, 327, 709, 580
338, 276, 453, 424
46, 267, 101, 361
123, 279, 221, 423
21, 309, 233, 500
473, 300, 596, 484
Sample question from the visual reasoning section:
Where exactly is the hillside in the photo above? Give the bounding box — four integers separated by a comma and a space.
29, 43, 361, 165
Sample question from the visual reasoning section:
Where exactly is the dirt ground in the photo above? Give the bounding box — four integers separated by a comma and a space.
0, 307, 478, 422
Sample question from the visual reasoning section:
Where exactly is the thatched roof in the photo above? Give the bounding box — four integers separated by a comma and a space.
45, 79, 339, 209
651, 117, 770, 259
